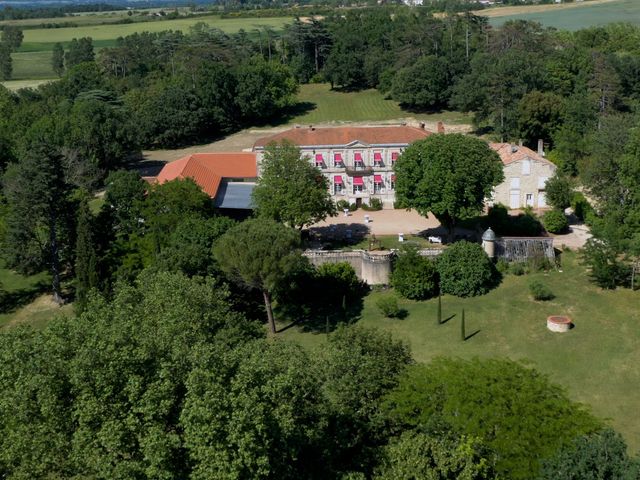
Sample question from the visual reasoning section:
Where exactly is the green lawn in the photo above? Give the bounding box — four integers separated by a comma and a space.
489, 0, 640, 30
278, 251, 640, 454
289, 83, 473, 125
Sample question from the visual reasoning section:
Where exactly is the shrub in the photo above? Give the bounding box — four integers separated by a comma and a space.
336, 199, 350, 211
496, 258, 510, 274
511, 263, 525, 276
315, 262, 366, 303
571, 192, 593, 222
363, 198, 383, 211
543, 209, 569, 234
437, 241, 499, 297
391, 247, 439, 300
582, 240, 630, 289
529, 280, 555, 301
376, 295, 401, 318
349, 202, 358, 212
527, 254, 552, 273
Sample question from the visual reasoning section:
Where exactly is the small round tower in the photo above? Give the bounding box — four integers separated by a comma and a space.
482, 227, 497, 259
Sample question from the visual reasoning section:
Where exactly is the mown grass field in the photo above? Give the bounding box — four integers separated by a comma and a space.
291, 83, 473, 125
488, 0, 640, 30
278, 251, 640, 453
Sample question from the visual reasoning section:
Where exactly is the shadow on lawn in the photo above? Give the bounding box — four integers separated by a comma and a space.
0, 279, 50, 315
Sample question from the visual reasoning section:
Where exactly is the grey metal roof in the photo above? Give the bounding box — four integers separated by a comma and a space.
482, 228, 497, 241
214, 182, 255, 210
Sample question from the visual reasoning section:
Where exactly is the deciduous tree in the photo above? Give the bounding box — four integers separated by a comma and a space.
395, 134, 503, 242
253, 140, 337, 230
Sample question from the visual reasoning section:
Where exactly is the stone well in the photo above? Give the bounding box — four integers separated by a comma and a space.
547, 315, 572, 333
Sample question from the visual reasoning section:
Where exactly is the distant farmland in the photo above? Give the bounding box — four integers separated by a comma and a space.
4, 15, 291, 81
487, 0, 640, 30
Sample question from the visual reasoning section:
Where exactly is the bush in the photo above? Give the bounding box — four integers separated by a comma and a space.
391, 247, 439, 300
437, 241, 499, 297
336, 199, 350, 211
528, 280, 555, 301
582, 240, 630, 289
362, 198, 383, 211
496, 259, 510, 274
543, 209, 569, 234
527, 253, 552, 273
571, 192, 593, 222
545, 173, 573, 210
487, 203, 542, 236
376, 295, 401, 318
511, 263, 525, 276
349, 202, 358, 211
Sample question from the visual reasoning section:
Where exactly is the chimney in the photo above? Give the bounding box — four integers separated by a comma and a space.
518, 139, 523, 147
437, 121, 445, 134
309, 125, 315, 131
537, 139, 544, 156
419, 121, 426, 130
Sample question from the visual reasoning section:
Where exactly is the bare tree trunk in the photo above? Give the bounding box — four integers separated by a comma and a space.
263, 290, 276, 335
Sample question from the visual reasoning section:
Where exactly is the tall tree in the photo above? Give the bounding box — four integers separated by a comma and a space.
213, 218, 301, 334
64, 37, 94, 68
0, 26, 23, 51
2, 118, 74, 303
74, 197, 98, 312
253, 140, 337, 230
51, 42, 64, 77
394, 134, 504, 242
0, 43, 12, 80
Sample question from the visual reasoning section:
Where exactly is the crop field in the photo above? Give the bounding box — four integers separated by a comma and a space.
279, 251, 640, 453
486, 0, 640, 30
292, 83, 472, 125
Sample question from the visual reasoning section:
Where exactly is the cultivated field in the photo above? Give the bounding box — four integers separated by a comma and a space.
485, 0, 640, 30
5, 14, 291, 80
279, 251, 640, 454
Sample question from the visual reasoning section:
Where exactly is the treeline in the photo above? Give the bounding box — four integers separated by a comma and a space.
0, 3, 126, 21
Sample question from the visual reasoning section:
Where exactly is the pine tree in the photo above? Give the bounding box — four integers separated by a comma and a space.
2, 118, 74, 304
75, 198, 98, 313
461, 308, 466, 341
51, 43, 64, 77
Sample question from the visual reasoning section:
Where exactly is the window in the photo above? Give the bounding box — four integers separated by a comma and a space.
522, 159, 531, 175
354, 152, 364, 168
391, 152, 399, 165
526, 193, 534, 207
353, 176, 364, 194
334, 152, 344, 167
315, 153, 324, 168
374, 174, 384, 193
510, 177, 521, 189
373, 152, 383, 166
538, 176, 548, 189
334, 175, 344, 195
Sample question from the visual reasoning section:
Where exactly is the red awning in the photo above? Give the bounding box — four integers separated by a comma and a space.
334, 175, 343, 184
374, 175, 383, 183
391, 174, 396, 182
373, 152, 382, 161
334, 153, 343, 162
354, 153, 363, 163
315, 153, 324, 162
391, 152, 399, 160
353, 176, 364, 186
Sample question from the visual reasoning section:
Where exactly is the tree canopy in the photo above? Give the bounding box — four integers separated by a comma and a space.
395, 133, 504, 240
253, 140, 337, 230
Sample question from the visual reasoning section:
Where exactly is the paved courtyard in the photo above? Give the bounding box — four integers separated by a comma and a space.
313, 209, 444, 236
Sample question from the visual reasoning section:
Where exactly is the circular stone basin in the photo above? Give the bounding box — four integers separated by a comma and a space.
547, 315, 572, 333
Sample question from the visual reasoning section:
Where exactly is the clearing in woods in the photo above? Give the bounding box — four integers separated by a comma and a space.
279, 251, 640, 454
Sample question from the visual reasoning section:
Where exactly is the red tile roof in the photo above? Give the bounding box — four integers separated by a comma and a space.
253, 125, 432, 148
489, 143, 554, 167
156, 153, 257, 198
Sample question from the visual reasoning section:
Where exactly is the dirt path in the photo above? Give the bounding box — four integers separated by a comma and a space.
475, 0, 620, 18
